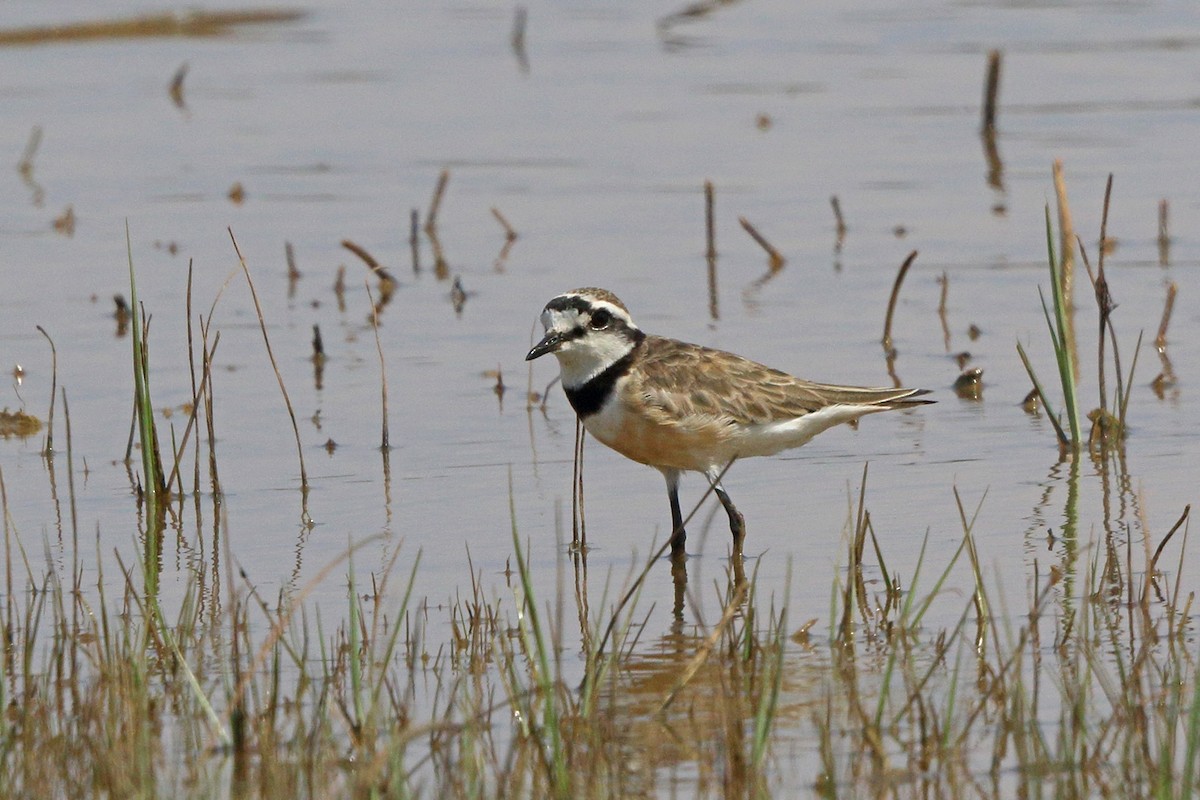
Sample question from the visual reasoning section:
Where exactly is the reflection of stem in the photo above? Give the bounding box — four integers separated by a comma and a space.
1058, 456, 1080, 615
573, 541, 590, 653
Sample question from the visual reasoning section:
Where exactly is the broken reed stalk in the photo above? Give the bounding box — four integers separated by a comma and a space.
341, 239, 394, 282
228, 228, 308, 490
35, 326, 56, 455
491, 207, 519, 241
881, 250, 919, 354
705, 181, 718, 319
981, 50, 1002, 133
365, 282, 391, 452
738, 216, 785, 269
425, 169, 450, 233
1156, 282, 1177, 350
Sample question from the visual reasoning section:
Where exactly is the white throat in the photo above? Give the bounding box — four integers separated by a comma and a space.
554, 332, 635, 389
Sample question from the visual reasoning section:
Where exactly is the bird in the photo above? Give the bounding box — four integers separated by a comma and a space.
526, 287, 932, 559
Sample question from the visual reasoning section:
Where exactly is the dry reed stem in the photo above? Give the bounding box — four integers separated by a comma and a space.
881, 250, 918, 354
981, 50, 1002, 133
705, 181, 718, 319
341, 239, 394, 282
1156, 282, 1176, 350
425, 170, 450, 233
164, 334, 221, 494
365, 282, 391, 451
35, 325, 56, 455
228, 228, 309, 491
409, 209, 420, 273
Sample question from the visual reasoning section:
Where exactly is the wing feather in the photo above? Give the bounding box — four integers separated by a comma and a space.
630, 336, 929, 427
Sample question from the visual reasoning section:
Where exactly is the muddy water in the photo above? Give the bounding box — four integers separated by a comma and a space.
1, 0, 1199, 792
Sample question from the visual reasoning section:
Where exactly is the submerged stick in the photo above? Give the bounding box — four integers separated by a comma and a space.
881, 250, 919, 355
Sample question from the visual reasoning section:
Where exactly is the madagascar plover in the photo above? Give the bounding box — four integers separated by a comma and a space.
526, 287, 931, 558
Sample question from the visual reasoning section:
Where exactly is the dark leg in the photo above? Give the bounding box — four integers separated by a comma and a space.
663, 469, 686, 558
706, 467, 746, 553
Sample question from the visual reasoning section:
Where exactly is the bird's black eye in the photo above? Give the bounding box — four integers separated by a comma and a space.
588, 308, 612, 330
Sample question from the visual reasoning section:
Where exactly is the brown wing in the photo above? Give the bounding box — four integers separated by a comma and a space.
631, 336, 929, 427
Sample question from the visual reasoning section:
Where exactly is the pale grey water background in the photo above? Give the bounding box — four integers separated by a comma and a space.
1, 0, 1199, 791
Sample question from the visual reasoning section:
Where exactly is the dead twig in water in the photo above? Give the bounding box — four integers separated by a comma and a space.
881, 250, 918, 356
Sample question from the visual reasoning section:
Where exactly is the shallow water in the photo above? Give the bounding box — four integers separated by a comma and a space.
2, 0, 1199, 793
